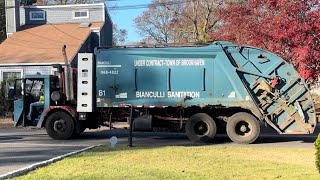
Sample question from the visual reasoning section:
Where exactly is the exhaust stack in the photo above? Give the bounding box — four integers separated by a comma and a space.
62, 45, 74, 101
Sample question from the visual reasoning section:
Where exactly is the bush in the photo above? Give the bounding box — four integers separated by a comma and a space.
312, 93, 320, 112
0, 80, 13, 116
315, 134, 320, 173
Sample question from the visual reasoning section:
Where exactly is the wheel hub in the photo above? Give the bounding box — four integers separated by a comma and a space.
240, 125, 247, 132
198, 125, 205, 131
194, 122, 209, 136
53, 119, 66, 132
235, 121, 252, 137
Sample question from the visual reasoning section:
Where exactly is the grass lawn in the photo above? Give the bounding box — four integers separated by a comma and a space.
15, 145, 319, 180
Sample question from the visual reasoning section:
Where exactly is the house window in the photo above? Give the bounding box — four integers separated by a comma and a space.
30, 11, 45, 21
1, 70, 23, 82
73, 9, 89, 19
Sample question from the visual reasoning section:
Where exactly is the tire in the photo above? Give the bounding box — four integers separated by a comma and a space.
185, 113, 217, 143
226, 112, 260, 144
45, 111, 75, 140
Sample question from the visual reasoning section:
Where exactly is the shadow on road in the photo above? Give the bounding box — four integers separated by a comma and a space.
77, 128, 318, 146
0, 127, 318, 146
0, 136, 22, 141
255, 135, 317, 144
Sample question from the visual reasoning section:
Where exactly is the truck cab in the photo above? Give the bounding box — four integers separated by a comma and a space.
6, 64, 84, 140
8, 75, 60, 127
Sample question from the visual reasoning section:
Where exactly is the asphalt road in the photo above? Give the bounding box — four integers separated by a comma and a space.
0, 126, 319, 176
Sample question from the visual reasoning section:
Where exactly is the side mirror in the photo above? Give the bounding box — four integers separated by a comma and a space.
51, 91, 61, 105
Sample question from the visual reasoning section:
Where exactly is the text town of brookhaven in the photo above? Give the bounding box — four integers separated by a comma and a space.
134, 59, 205, 67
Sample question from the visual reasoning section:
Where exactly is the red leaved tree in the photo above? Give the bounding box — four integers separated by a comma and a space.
213, 0, 320, 82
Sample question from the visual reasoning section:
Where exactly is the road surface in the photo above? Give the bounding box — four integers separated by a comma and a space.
0, 126, 319, 176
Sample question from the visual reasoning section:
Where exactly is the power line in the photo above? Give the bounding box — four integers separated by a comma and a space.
3, 41, 61, 49
2, 1, 186, 11
29, 10, 85, 42
8, 36, 79, 48
5, 24, 82, 47
38, 11, 86, 42
4, 10, 93, 42
108, 1, 186, 10
46, 22, 85, 42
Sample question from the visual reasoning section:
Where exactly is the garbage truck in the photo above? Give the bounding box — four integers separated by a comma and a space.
7, 41, 317, 144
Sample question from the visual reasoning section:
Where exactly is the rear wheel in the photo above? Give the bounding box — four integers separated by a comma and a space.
45, 111, 75, 140
185, 113, 217, 143
226, 112, 260, 144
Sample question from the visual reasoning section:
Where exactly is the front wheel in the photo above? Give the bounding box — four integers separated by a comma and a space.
45, 111, 75, 140
185, 113, 217, 143
226, 112, 260, 144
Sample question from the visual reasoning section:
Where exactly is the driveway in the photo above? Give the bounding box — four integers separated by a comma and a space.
0, 126, 319, 176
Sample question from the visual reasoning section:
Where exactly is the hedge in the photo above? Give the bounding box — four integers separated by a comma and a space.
315, 134, 320, 173
0, 80, 13, 116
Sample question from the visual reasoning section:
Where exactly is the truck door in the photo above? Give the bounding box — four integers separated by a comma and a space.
24, 79, 45, 126
9, 78, 45, 127
6, 79, 23, 126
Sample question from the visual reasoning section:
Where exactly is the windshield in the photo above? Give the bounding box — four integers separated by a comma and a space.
25, 79, 44, 98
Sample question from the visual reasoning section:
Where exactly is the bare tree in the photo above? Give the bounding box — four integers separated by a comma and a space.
113, 24, 127, 46
135, 0, 180, 44
35, 0, 49, 5
135, 0, 222, 43
167, 0, 222, 42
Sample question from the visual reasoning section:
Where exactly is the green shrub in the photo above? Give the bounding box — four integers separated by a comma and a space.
315, 134, 320, 173
0, 80, 13, 116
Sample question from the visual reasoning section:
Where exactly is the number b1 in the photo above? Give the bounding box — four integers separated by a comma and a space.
99, 90, 105, 96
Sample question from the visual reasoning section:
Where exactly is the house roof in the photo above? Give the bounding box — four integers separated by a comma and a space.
0, 22, 104, 65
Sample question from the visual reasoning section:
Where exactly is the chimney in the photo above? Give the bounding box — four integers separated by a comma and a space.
5, 0, 20, 37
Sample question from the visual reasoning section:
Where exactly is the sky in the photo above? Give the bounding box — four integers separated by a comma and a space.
106, 0, 152, 44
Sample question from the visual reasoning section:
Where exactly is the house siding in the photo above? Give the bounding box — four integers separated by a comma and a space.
0, 66, 55, 82
102, 22, 113, 46
6, 0, 20, 34
20, 7, 26, 26
99, 9, 113, 47
92, 31, 100, 47
100, 24, 106, 46
18, 4, 113, 46
20, 5, 104, 26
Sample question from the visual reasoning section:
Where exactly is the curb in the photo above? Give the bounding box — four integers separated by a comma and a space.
0, 145, 99, 180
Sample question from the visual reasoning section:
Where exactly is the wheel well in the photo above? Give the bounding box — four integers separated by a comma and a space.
189, 107, 258, 121
216, 108, 259, 121
41, 108, 76, 128
235, 109, 260, 121
149, 106, 260, 121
